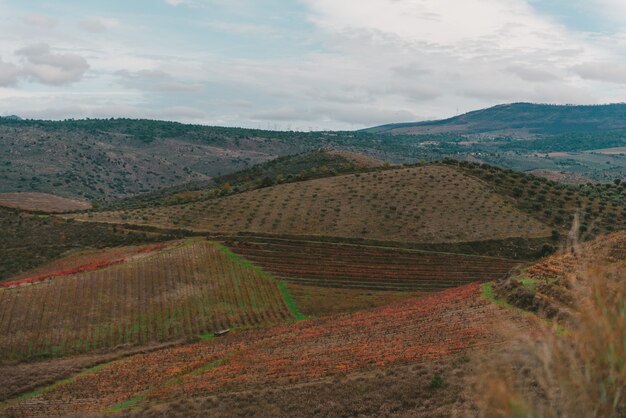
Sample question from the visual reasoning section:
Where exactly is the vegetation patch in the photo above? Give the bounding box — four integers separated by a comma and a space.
0, 239, 294, 361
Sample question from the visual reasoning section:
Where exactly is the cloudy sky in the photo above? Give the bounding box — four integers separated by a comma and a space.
0, 0, 625, 130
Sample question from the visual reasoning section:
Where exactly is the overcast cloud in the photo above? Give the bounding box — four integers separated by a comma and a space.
0, 0, 625, 129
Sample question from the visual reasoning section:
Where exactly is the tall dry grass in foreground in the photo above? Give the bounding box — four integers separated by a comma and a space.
475, 263, 625, 418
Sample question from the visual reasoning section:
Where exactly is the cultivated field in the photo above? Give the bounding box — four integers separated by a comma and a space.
0, 207, 168, 281
284, 283, 424, 317
0, 283, 530, 417
0, 192, 91, 213
227, 238, 520, 291
73, 165, 552, 244
0, 239, 295, 362
3, 243, 168, 287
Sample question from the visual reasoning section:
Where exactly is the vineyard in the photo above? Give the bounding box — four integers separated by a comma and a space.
73, 165, 552, 244
227, 238, 521, 291
1, 283, 530, 417
2, 243, 168, 288
0, 239, 295, 362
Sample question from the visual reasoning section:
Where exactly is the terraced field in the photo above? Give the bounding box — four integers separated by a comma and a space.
73, 165, 552, 244
0, 283, 530, 417
0, 239, 295, 362
227, 238, 521, 291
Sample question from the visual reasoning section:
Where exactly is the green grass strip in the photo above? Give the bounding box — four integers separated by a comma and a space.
481, 282, 569, 336
108, 396, 143, 413
213, 241, 306, 320
278, 280, 306, 320
481, 282, 536, 317
0, 361, 114, 410
107, 358, 226, 413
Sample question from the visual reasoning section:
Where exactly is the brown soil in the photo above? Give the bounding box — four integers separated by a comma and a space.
285, 283, 424, 317
0, 192, 91, 213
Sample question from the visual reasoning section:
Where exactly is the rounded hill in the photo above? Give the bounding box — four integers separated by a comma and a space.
77, 164, 552, 244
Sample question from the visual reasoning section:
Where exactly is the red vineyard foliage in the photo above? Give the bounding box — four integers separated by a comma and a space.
0, 244, 168, 289
227, 238, 520, 291
2, 283, 531, 417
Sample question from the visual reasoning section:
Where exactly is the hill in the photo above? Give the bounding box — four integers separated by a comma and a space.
0, 239, 296, 362
365, 103, 626, 137
2, 113, 625, 204
102, 149, 386, 210
0, 119, 436, 202
73, 164, 553, 244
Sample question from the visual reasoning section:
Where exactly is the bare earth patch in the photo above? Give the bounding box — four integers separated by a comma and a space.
0, 192, 91, 213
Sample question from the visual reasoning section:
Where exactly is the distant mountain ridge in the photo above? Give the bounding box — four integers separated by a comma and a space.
0, 115, 22, 121
364, 103, 626, 137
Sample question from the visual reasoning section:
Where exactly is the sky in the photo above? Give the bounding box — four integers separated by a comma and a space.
0, 0, 626, 130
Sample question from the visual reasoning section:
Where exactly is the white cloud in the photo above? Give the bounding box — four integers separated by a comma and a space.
16, 43, 90, 85
166, 0, 186, 5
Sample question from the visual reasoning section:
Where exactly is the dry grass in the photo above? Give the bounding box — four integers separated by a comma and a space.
0, 192, 91, 213
474, 262, 625, 418
74, 165, 551, 244
285, 283, 424, 317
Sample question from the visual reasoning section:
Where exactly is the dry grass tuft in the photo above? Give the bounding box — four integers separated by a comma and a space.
475, 261, 625, 418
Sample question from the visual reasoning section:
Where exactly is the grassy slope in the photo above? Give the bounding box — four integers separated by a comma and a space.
0, 239, 295, 362
0, 192, 91, 213
74, 164, 552, 244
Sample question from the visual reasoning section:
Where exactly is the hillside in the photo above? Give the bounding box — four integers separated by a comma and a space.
102, 149, 385, 210
0, 207, 169, 281
366, 103, 626, 137
0, 283, 533, 417
228, 237, 520, 291
73, 164, 553, 244
2, 112, 625, 204
494, 232, 626, 317
0, 119, 337, 202
0, 192, 91, 213
0, 119, 437, 202
0, 239, 296, 362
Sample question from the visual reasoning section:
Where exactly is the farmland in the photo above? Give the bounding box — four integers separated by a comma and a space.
284, 283, 424, 316
0, 207, 170, 281
0, 283, 531, 417
73, 165, 552, 243
227, 238, 520, 291
0, 192, 91, 213
0, 239, 295, 362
